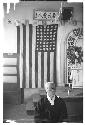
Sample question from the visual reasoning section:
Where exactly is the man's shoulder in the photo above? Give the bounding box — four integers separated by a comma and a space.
55, 95, 65, 104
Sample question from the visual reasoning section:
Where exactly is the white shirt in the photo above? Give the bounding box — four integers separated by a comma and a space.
47, 94, 55, 105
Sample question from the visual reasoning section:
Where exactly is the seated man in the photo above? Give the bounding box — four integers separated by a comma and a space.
34, 82, 68, 123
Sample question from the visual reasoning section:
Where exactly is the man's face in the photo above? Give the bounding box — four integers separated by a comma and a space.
46, 84, 56, 99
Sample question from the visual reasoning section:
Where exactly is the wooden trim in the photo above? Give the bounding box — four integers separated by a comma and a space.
17, 26, 20, 88
64, 97, 83, 102
3, 53, 17, 58
21, 88, 24, 104
3, 91, 19, 104
3, 74, 17, 76
17, 26, 21, 104
3, 83, 17, 91
3, 65, 17, 67
3, 82, 17, 84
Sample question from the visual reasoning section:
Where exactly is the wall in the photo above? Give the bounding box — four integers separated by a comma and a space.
3, 2, 83, 90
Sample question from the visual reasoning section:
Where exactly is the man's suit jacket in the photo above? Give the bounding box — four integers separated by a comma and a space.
34, 95, 67, 123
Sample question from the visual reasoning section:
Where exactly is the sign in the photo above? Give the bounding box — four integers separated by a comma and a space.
34, 10, 59, 21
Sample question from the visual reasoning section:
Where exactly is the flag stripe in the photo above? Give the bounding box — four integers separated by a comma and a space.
23, 24, 26, 88
35, 51, 38, 88
38, 52, 41, 88
32, 26, 36, 88
26, 24, 29, 88
20, 25, 23, 88
54, 25, 58, 86
50, 52, 54, 82
47, 52, 50, 82
41, 52, 44, 88
54, 51, 56, 85
44, 52, 47, 87
29, 24, 32, 88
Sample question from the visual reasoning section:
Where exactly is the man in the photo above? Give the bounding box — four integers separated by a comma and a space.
34, 82, 68, 123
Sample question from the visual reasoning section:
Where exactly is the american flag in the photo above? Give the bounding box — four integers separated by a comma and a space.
19, 24, 58, 88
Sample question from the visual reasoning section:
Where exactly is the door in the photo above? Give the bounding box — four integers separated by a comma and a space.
3, 26, 21, 104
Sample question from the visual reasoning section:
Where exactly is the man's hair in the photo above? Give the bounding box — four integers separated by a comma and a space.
45, 82, 55, 91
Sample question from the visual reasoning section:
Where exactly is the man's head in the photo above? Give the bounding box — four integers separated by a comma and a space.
45, 82, 56, 99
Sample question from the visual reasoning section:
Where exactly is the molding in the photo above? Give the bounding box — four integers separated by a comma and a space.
3, 53, 18, 58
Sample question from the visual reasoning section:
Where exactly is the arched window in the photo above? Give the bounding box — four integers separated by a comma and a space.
66, 28, 83, 88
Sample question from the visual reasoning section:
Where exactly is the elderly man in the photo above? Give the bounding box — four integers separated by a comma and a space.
34, 82, 67, 123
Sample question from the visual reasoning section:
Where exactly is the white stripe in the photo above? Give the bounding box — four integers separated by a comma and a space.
26, 24, 29, 88
32, 26, 36, 88
44, 52, 47, 88
38, 52, 41, 88
50, 52, 54, 82
20, 25, 23, 88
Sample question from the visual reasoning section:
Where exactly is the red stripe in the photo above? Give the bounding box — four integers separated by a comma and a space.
29, 24, 32, 88
47, 51, 50, 82
54, 51, 56, 86
23, 24, 26, 88
54, 24, 58, 86
35, 51, 38, 88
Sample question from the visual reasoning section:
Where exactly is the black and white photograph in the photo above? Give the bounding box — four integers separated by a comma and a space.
1, 0, 84, 123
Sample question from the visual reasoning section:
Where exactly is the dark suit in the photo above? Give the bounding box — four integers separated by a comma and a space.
34, 95, 67, 123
